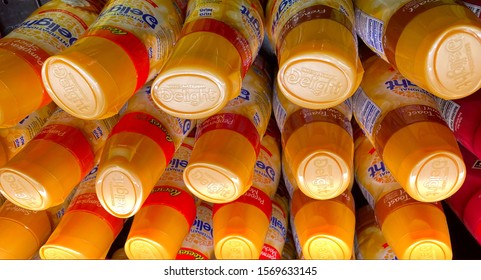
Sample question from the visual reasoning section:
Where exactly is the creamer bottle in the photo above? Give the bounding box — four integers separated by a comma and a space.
259, 184, 289, 260
274, 82, 354, 200
446, 145, 481, 245
176, 201, 215, 260
212, 128, 281, 259
434, 89, 481, 160
183, 56, 273, 204
266, 0, 363, 109
354, 0, 481, 100
41, 0, 187, 120
352, 55, 465, 202
0, 107, 118, 211
0, 0, 104, 127
354, 131, 453, 259
95, 82, 194, 218
0, 201, 52, 259
281, 226, 298, 260
40, 165, 125, 259
0, 103, 57, 167
151, 0, 265, 119
124, 136, 197, 259
355, 204, 397, 260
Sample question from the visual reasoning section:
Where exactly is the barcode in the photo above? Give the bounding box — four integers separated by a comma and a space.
435, 97, 460, 131
463, 2, 481, 17
273, 89, 287, 131
353, 87, 381, 136
355, 7, 384, 54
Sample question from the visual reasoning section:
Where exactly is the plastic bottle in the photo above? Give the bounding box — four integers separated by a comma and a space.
0, 0, 105, 127
434, 89, 481, 160
259, 185, 289, 260
273, 82, 354, 200
463, 0, 481, 18
40, 165, 125, 259
266, 0, 363, 109
281, 226, 298, 260
354, 0, 481, 100
446, 145, 481, 245
352, 55, 466, 202
0, 107, 118, 211
212, 127, 281, 259
124, 136, 197, 259
183, 56, 273, 204
41, 0, 187, 120
355, 204, 397, 260
354, 131, 453, 259
151, 0, 265, 119
0, 103, 57, 167
95, 82, 194, 218
176, 201, 215, 260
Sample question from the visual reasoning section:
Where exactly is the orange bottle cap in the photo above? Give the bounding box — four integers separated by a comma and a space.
96, 132, 167, 218
151, 33, 242, 119
382, 121, 466, 202
277, 19, 363, 109
284, 122, 353, 200
42, 36, 137, 120
40, 210, 116, 259
184, 130, 256, 203
125, 205, 191, 259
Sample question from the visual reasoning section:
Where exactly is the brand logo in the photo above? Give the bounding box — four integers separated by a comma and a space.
272, 0, 299, 32
181, 119, 192, 135
1, 174, 38, 207
256, 160, 276, 182
270, 215, 287, 238
236, 89, 250, 101
368, 161, 387, 178
445, 35, 474, 90
157, 84, 218, 106
51, 64, 92, 113
422, 159, 450, 197
286, 67, 343, 96
192, 217, 213, 238
240, 5, 262, 42
101, 4, 158, 29
190, 170, 231, 198
20, 17, 78, 46
311, 158, 334, 192
169, 158, 188, 169
108, 173, 130, 210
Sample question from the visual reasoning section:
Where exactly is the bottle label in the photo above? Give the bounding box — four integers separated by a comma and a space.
213, 186, 273, 220
273, 89, 288, 134
374, 188, 443, 227
434, 97, 461, 131
142, 185, 197, 225
463, 1, 481, 17
176, 248, 209, 260
109, 111, 176, 164
86, 0, 185, 86
354, 7, 385, 55
260, 200, 287, 260
182, 0, 264, 77
352, 87, 382, 137
196, 113, 261, 156
260, 243, 282, 260
281, 162, 296, 198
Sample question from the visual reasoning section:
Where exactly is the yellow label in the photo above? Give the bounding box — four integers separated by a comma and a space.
253, 134, 281, 198
262, 197, 288, 258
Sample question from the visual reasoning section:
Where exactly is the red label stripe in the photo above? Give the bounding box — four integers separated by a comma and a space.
213, 187, 272, 219
259, 243, 281, 260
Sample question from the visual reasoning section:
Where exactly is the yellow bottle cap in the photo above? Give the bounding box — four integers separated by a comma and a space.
292, 190, 355, 260
213, 202, 270, 259
381, 203, 452, 260
0, 49, 46, 127
151, 32, 242, 119
184, 130, 256, 203
0, 202, 51, 259
382, 121, 466, 202
40, 211, 115, 259
96, 132, 167, 218
0, 139, 83, 210
277, 19, 362, 109
42, 36, 137, 120
393, 4, 481, 99
124, 205, 190, 259
284, 122, 353, 200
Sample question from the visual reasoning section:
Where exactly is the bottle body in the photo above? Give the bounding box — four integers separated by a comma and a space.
42, 0, 186, 120
0, 0, 103, 127
95, 82, 194, 218
353, 55, 465, 202
354, 0, 481, 99
266, 0, 363, 109
183, 56, 273, 203
151, 0, 265, 119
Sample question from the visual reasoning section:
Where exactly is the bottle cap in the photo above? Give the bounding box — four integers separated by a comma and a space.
0, 202, 51, 259
41, 36, 137, 120
276, 19, 362, 109
0, 49, 46, 127
292, 190, 355, 259
96, 132, 167, 218
393, 4, 481, 99
382, 121, 466, 202
184, 130, 255, 203
381, 202, 452, 260
40, 211, 115, 259
0, 139, 83, 210
213, 203, 269, 259
151, 33, 242, 119
124, 205, 190, 259
462, 188, 481, 244
284, 122, 353, 200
